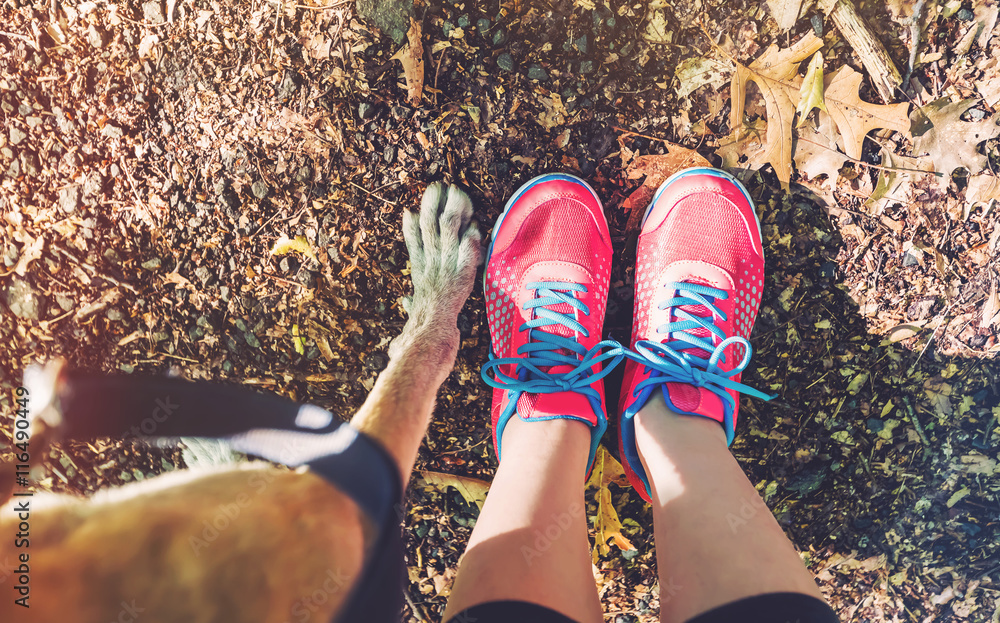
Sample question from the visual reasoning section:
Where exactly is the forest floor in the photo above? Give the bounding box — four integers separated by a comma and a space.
2, 0, 1000, 620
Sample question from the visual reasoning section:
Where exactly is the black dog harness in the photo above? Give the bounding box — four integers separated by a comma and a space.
48, 370, 404, 623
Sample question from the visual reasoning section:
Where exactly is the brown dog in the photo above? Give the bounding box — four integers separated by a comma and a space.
0, 182, 481, 622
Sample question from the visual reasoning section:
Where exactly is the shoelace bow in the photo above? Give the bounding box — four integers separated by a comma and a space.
482, 281, 624, 400
626, 281, 774, 412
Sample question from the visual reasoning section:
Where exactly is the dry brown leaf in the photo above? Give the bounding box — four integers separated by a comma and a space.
766, 0, 803, 30
13, 235, 44, 277
725, 33, 824, 187
622, 147, 713, 234
419, 470, 490, 510
794, 111, 847, 183
966, 173, 1000, 207
823, 66, 910, 161
910, 97, 1000, 189
390, 18, 424, 107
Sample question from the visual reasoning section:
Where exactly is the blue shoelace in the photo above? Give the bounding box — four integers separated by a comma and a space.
482, 281, 625, 400
626, 281, 774, 413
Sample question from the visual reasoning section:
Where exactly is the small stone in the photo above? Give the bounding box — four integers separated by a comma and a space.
18, 103, 32, 116
457, 14, 471, 28
142, 0, 165, 24
194, 265, 212, 286
579, 60, 594, 74
6, 279, 43, 321
251, 180, 269, 199
19, 151, 39, 177
606, 16, 616, 27
106, 308, 123, 321
295, 165, 312, 182
141, 258, 161, 270
573, 34, 588, 53
384, 145, 395, 164
497, 53, 515, 72
476, 17, 490, 32
9, 127, 26, 145
104, 248, 121, 264
902, 251, 920, 267
528, 64, 549, 81
101, 124, 123, 139
58, 185, 80, 213
55, 293, 74, 311
956, 7, 974, 21
110, 163, 121, 177
358, 102, 374, 120
87, 24, 104, 48
442, 21, 455, 37
492, 28, 506, 46
364, 352, 389, 371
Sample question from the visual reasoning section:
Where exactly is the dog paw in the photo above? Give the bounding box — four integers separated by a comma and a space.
400, 182, 481, 331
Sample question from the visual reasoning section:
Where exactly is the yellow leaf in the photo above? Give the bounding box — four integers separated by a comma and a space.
587, 446, 634, 563
796, 52, 827, 126
947, 486, 970, 508
270, 234, 318, 263
419, 470, 490, 510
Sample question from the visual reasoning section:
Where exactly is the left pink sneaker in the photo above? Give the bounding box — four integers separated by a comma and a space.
481, 173, 624, 477
618, 168, 774, 502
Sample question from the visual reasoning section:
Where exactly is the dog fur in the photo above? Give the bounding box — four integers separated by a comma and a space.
0, 182, 481, 622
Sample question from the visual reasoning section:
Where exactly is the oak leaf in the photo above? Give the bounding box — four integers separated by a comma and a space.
796, 51, 827, 125
823, 66, 909, 161
726, 33, 824, 187
390, 18, 424, 107
910, 98, 1000, 189
767, 0, 803, 30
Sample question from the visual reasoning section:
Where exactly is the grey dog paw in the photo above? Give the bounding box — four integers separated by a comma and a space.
400, 182, 481, 327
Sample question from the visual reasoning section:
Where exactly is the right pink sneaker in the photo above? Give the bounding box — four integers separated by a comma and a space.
618, 168, 774, 503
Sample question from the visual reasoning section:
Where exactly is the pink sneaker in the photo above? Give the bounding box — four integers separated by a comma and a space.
618, 168, 774, 502
481, 174, 624, 476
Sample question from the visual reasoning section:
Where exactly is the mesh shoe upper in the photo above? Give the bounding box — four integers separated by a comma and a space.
482, 174, 622, 475
619, 168, 773, 502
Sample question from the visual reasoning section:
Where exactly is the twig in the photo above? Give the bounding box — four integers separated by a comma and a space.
828, 0, 903, 102
348, 181, 397, 206
0, 31, 38, 49
264, 0, 350, 9
903, 0, 928, 87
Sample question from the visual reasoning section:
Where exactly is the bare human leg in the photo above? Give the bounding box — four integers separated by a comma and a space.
635, 392, 824, 623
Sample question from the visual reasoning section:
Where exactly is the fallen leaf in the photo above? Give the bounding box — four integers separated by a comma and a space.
723, 33, 824, 187
947, 486, 970, 508
420, 470, 490, 510
966, 173, 1000, 208
587, 447, 634, 562
823, 65, 910, 161
910, 97, 1000, 189
796, 51, 827, 126
867, 149, 935, 212
794, 111, 847, 183
138, 33, 159, 59
767, 0, 803, 29
390, 18, 424, 107
673, 56, 730, 99
622, 147, 713, 234
536, 93, 569, 130
271, 234, 318, 263
13, 235, 44, 277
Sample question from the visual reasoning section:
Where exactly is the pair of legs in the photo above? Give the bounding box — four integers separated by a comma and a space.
442, 394, 824, 622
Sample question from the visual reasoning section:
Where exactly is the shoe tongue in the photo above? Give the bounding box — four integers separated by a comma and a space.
517, 390, 597, 425
664, 383, 725, 424
664, 277, 717, 359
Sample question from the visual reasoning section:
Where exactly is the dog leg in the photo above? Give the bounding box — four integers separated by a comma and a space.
352, 182, 481, 482
0, 183, 479, 622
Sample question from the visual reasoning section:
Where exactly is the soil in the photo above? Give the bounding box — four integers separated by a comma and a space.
1, 0, 999, 620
